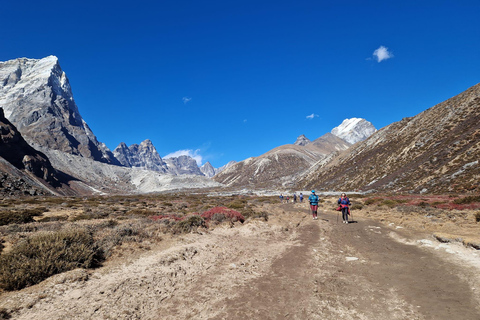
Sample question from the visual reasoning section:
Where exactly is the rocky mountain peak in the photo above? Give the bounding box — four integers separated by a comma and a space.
164, 155, 204, 176
200, 161, 216, 178
294, 134, 310, 146
113, 139, 168, 172
0, 56, 119, 165
331, 118, 377, 144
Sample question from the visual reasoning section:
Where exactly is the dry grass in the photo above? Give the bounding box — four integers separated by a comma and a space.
0, 228, 98, 291
0, 194, 277, 291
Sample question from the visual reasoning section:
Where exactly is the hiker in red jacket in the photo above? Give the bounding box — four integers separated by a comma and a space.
337, 193, 351, 224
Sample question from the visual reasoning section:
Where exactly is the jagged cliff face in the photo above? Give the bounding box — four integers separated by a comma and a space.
0, 56, 119, 165
0, 107, 73, 196
113, 140, 168, 172
164, 155, 204, 176
213, 133, 351, 188
299, 83, 480, 193
200, 162, 216, 178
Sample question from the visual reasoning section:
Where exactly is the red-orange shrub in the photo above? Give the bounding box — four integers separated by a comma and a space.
201, 207, 245, 223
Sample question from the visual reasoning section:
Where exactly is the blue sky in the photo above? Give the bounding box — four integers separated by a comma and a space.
1, 0, 479, 167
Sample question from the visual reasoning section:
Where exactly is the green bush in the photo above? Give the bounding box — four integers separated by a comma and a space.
174, 215, 205, 234
0, 228, 99, 291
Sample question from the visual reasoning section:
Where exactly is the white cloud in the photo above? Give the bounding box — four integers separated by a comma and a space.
164, 149, 203, 166
306, 113, 319, 119
373, 46, 393, 62
182, 97, 192, 104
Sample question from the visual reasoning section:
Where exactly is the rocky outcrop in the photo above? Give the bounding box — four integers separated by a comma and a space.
0, 56, 119, 165
298, 83, 480, 193
113, 140, 168, 172
294, 134, 310, 146
164, 156, 204, 176
200, 162, 216, 178
331, 118, 377, 144
0, 108, 73, 195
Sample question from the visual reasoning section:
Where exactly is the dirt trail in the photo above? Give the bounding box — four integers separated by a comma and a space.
1, 204, 480, 319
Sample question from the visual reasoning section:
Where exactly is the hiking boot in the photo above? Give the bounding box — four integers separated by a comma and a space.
345, 221, 348, 224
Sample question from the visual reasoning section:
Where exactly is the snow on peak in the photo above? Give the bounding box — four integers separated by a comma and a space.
331, 118, 377, 144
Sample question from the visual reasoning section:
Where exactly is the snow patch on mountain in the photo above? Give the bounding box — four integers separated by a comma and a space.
331, 118, 377, 144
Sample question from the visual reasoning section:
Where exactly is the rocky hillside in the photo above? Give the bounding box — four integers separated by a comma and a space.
0, 56, 119, 165
0, 108, 72, 196
298, 83, 480, 193
213, 133, 351, 189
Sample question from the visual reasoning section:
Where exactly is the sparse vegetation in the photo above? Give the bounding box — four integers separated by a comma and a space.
453, 195, 480, 205
0, 208, 46, 226
475, 211, 480, 223
0, 308, 11, 320
351, 204, 363, 210
0, 228, 99, 291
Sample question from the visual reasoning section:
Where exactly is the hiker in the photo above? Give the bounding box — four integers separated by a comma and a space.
286, 195, 290, 203
279, 194, 284, 203
293, 193, 297, 203
308, 190, 319, 220
338, 193, 351, 224
299, 193, 303, 203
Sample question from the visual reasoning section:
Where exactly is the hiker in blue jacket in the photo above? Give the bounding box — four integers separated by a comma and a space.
308, 190, 319, 220
338, 193, 351, 224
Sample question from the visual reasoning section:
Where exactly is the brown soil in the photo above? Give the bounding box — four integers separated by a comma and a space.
1, 202, 479, 319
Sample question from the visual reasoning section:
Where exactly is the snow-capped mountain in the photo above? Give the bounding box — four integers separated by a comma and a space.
113, 140, 168, 172
331, 118, 377, 144
0, 56, 119, 164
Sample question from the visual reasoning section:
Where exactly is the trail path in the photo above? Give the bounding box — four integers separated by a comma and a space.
1, 204, 480, 319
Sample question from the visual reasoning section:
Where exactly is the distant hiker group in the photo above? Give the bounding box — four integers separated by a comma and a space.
279, 193, 303, 203
280, 190, 352, 224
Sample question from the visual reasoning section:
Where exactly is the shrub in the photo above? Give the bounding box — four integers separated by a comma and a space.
227, 200, 247, 210
0, 208, 45, 226
150, 214, 184, 221
453, 196, 480, 205
381, 200, 397, 208
174, 215, 206, 233
475, 211, 480, 223
351, 204, 363, 210
418, 201, 430, 208
126, 208, 156, 216
201, 207, 245, 223
364, 198, 378, 205
0, 228, 99, 291
0, 308, 11, 319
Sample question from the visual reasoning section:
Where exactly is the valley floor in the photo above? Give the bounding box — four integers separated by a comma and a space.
1, 202, 480, 319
